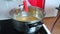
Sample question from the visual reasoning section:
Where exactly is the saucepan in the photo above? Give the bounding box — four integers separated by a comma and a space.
10, 5, 45, 34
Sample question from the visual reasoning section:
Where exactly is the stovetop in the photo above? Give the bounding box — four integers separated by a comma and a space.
0, 19, 48, 34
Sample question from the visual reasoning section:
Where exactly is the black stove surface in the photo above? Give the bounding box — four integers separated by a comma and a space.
0, 19, 47, 34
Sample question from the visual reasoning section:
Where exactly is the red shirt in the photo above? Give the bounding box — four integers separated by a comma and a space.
28, 0, 45, 9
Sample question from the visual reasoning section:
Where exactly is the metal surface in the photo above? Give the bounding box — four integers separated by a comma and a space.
10, 5, 44, 23
12, 20, 43, 34
9, 5, 44, 34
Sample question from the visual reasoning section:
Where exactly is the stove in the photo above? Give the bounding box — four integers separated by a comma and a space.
0, 19, 51, 34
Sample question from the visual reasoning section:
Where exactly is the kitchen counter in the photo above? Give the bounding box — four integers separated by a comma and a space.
42, 10, 60, 34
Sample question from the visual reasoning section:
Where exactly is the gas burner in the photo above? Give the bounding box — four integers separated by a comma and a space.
0, 19, 51, 34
